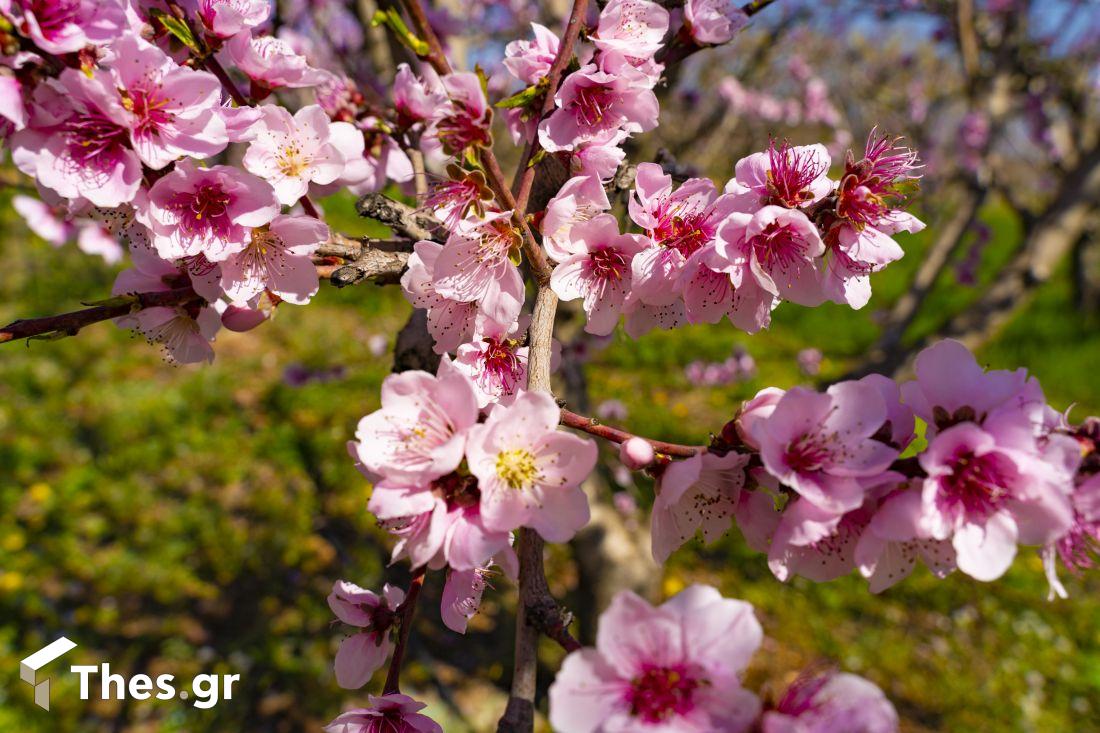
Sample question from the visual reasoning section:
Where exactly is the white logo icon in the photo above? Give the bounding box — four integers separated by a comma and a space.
20, 637, 78, 711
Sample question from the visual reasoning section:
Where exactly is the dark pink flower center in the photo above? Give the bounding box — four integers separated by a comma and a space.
23, 0, 80, 40
765, 140, 826, 208
837, 131, 920, 226
168, 182, 234, 239
749, 222, 811, 272
585, 246, 629, 281
785, 433, 832, 473
124, 87, 175, 138
571, 84, 619, 128
436, 104, 490, 154
64, 110, 130, 167
937, 450, 1011, 522
626, 664, 699, 723
653, 210, 713, 257
478, 337, 525, 395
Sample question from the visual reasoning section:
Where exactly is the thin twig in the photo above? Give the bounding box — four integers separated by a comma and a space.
0, 287, 200, 344
559, 408, 703, 458
382, 568, 426, 695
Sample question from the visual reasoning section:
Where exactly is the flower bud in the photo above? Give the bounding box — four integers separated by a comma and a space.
619, 437, 656, 470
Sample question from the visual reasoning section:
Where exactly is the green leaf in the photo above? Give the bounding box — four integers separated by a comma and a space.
370, 9, 430, 57
495, 81, 546, 110
149, 9, 204, 56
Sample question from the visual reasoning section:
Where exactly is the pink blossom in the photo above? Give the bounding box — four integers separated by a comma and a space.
433, 72, 492, 155
503, 22, 560, 85
325, 694, 442, 733
1043, 473, 1100, 599
629, 163, 739, 306
652, 451, 749, 563
899, 339, 1034, 436
679, 249, 778, 333
685, 0, 748, 45
13, 193, 73, 245
220, 303, 269, 332
351, 368, 479, 486
570, 129, 630, 179
107, 33, 229, 169
542, 174, 612, 259
0, 75, 27, 131
327, 581, 404, 689
111, 232, 221, 364
735, 387, 786, 450
431, 211, 525, 328
441, 564, 499, 633
197, 0, 270, 39
592, 0, 670, 61
451, 334, 526, 407
12, 70, 142, 208
539, 52, 659, 152
393, 63, 446, 130
753, 381, 901, 513
919, 418, 1073, 581
8, 0, 126, 54
854, 482, 956, 593
622, 292, 687, 338
762, 670, 898, 733
220, 214, 329, 305
713, 205, 826, 307
373, 480, 513, 573
619, 437, 655, 470
725, 141, 833, 211
466, 391, 596, 542
423, 165, 493, 231
548, 585, 762, 733
401, 240, 489, 354
225, 31, 330, 93
550, 214, 650, 335
334, 120, 413, 196
242, 104, 355, 205
143, 160, 279, 261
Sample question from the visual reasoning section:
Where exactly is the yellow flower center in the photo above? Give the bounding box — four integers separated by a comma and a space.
277, 145, 308, 177
496, 448, 539, 490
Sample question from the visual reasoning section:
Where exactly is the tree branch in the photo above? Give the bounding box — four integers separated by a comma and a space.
559, 408, 703, 457
382, 567, 426, 695
357, 192, 441, 241
0, 287, 201, 344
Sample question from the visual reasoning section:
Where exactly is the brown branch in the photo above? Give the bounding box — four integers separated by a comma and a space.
0, 287, 201, 344
357, 192, 441, 241
382, 567, 426, 695
559, 408, 703, 458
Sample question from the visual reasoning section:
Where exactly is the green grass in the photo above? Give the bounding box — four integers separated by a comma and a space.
1, 192, 1099, 732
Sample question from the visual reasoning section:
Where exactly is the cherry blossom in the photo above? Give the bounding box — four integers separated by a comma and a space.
11, 70, 142, 208
324, 694, 442, 733
466, 391, 597, 542
431, 211, 525, 327
220, 214, 329, 305
549, 585, 762, 733
685, 0, 749, 45
197, 0, 271, 39
225, 31, 330, 95
6, 0, 126, 54
591, 0, 670, 62
753, 381, 901, 513
762, 670, 899, 733
1043, 473, 1100, 599
327, 581, 404, 689
107, 34, 229, 170
651, 451, 749, 563
503, 22, 560, 85
539, 52, 660, 152
549, 213, 650, 335
350, 368, 480, 487
242, 104, 358, 205
142, 160, 279, 261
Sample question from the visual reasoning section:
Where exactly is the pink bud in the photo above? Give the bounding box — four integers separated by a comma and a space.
221, 304, 269, 332
619, 437, 655, 470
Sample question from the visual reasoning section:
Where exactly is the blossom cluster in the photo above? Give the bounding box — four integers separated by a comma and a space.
549, 584, 899, 733
649, 339, 1098, 597
0, 0, 410, 362
334, 364, 596, 686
